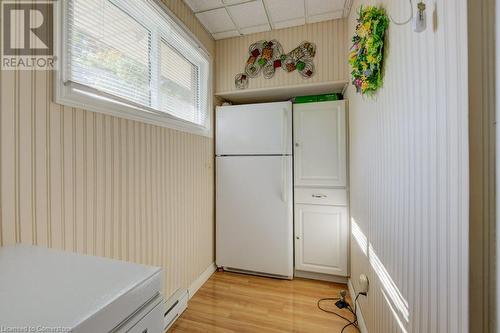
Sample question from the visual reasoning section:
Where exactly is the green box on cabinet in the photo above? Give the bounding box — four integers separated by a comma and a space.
294, 93, 342, 104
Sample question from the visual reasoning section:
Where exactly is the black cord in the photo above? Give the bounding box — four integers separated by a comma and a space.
341, 321, 357, 333
349, 293, 362, 331
317, 298, 354, 323
352, 293, 361, 315
317, 297, 358, 329
317, 293, 363, 332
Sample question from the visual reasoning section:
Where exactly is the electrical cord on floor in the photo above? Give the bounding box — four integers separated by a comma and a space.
317, 293, 362, 332
341, 321, 357, 333
345, 305, 358, 327
317, 297, 353, 323
343, 293, 362, 332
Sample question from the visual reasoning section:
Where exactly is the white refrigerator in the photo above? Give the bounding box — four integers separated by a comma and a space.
216, 101, 293, 279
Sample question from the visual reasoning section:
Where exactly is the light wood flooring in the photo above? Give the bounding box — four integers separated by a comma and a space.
169, 271, 358, 333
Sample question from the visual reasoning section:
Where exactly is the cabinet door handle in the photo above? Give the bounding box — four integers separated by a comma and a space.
312, 194, 327, 198
296, 236, 301, 240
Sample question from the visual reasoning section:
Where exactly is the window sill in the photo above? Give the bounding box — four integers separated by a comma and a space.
54, 78, 213, 138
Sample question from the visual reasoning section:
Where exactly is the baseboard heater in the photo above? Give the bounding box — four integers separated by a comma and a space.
163, 289, 189, 331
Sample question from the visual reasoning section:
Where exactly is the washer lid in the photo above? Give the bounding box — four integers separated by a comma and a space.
0, 245, 162, 333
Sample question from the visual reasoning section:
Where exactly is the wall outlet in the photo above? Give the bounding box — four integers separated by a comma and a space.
359, 274, 369, 295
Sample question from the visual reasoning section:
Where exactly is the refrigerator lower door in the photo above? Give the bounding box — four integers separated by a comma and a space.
216, 156, 293, 278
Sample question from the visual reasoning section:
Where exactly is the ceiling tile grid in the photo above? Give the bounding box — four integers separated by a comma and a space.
187, 0, 350, 40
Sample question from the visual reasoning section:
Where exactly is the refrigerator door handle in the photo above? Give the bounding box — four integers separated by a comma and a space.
281, 108, 289, 203
282, 108, 288, 153
281, 155, 288, 203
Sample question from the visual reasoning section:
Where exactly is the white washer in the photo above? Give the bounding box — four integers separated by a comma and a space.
0, 245, 164, 333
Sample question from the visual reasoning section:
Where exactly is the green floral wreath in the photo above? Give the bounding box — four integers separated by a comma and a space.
349, 6, 389, 95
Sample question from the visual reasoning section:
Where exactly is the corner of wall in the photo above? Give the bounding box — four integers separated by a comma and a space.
347, 279, 368, 333
188, 262, 216, 299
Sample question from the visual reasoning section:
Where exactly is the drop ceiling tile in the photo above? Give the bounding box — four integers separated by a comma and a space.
184, 0, 223, 12
264, 0, 304, 27
196, 8, 236, 33
307, 9, 343, 24
191, 0, 350, 39
331, 9, 344, 20
222, 0, 248, 4
239, 24, 271, 35
227, 1, 269, 28
306, 0, 344, 16
273, 17, 306, 30
212, 30, 241, 40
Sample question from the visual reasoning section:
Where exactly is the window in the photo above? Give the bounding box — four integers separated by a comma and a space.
55, 0, 212, 136
160, 41, 200, 124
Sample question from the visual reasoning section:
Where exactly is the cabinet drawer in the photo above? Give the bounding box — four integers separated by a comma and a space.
294, 188, 347, 206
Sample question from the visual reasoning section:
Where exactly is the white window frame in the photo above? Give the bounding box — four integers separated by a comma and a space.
53, 0, 213, 137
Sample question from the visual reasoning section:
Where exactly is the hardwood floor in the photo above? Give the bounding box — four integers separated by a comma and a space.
169, 272, 358, 333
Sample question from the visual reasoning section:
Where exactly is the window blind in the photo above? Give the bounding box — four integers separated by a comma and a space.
65, 0, 210, 128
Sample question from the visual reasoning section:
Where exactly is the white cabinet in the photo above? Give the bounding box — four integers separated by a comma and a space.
293, 100, 349, 278
294, 101, 346, 188
295, 204, 348, 276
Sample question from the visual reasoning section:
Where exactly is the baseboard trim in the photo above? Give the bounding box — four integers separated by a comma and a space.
348, 279, 368, 333
188, 262, 216, 299
294, 270, 348, 284
224, 267, 292, 280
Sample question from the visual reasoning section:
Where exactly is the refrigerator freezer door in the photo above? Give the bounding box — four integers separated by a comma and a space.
216, 102, 292, 156
216, 155, 293, 278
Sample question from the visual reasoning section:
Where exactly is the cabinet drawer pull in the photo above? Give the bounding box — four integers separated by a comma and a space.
312, 194, 327, 198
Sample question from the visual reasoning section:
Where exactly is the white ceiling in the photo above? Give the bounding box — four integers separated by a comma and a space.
185, 0, 352, 40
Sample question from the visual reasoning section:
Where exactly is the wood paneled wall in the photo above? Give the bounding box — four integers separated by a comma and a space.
0, 0, 216, 298
346, 0, 469, 332
215, 19, 348, 93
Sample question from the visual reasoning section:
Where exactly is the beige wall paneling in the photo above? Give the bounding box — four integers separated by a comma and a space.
215, 19, 348, 93
0, 0, 216, 299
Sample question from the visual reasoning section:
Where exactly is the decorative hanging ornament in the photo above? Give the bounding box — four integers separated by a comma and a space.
413, 2, 427, 32
349, 6, 389, 95
234, 73, 249, 89
235, 40, 316, 89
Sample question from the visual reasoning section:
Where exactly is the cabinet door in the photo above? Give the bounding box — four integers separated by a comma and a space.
294, 101, 346, 187
295, 204, 348, 276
